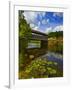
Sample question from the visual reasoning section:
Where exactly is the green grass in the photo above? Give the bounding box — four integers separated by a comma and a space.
19, 58, 63, 79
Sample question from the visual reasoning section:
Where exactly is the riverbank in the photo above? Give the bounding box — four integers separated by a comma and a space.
19, 51, 63, 79
48, 37, 63, 54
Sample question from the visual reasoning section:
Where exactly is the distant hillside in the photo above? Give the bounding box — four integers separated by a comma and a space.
48, 31, 63, 38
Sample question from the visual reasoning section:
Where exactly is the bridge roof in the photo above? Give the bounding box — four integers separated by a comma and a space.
31, 30, 48, 40
31, 34, 48, 40
32, 30, 48, 36
20, 30, 48, 41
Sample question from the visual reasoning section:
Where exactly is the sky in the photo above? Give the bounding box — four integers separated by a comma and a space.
23, 11, 63, 34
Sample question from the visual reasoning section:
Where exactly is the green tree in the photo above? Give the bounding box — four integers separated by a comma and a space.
19, 10, 31, 68
48, 31, 63, 38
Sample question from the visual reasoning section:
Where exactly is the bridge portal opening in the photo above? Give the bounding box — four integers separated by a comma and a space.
27, 40, 41, 49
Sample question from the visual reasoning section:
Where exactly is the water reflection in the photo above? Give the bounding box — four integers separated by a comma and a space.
27, 42, 63, 71
38, 52, 63, 70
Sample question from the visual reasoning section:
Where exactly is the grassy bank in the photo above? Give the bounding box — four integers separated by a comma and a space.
19, 58, 63, 79
48, 37, 63, 54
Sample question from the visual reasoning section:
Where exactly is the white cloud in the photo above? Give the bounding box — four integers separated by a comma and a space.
42, 12, 46, 17
42, 19, 47, 24
47, 19, 49, 23
38, 21, 41, 26
45, 25, 63, 34
45, 27, 52, 34
42, 19, 49, 24
42, 19, 49, 25
38, 12, 46, 20
30, 21, 41, 30
23, 11, 46, 32
53, 12, 63, 17
30, 23, 39, 31
33, 26, 39, 30
53, 25, 63, 32
30, 23, 35, 28
23, 11, 46, 24
23, 11, 37, 24
30, 22, 41, 31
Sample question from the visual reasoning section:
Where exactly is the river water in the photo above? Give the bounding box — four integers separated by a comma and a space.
27, 43, 63, 70
39, 51, 63, 70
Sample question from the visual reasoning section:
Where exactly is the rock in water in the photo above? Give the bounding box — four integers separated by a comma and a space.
29, 55, 34, 59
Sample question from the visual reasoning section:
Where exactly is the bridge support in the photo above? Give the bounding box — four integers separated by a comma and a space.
41, 40, 48, 50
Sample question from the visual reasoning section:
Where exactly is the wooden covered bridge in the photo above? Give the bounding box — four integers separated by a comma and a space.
19, 30, 48, 50
19, 29, 48, 61
30, 30, 48, 49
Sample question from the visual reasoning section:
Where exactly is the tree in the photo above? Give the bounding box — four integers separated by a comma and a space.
19, 10, 31, 68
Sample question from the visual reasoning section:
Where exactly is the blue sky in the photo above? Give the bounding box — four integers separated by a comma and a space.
23, 11, 63, 34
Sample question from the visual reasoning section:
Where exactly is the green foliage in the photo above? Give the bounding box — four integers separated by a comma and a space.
19, 10, 32, 67
19, 58, 63, 79
48, 31, 63, 38
19, 10, 31, 39
57, 42, 63, 54
48, 39, 63, 54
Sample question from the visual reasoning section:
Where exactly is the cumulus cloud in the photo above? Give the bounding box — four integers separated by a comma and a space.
23, 11, 63, 33
23, 11, 46, 24
53, 12, 63, 17
38, 21, 41, 26
53, 25, 63, 32
42, 19, 49, 25
42, 19, 47, 24
23, 11, 37, 24
30, 21, 41, 31
23, 11, 46, 32
47, 19, 49, 23
45, 27, 52, 34
33, 26, 39, 30
30, 23, 39, 31
45, 25, 63, 34
38, 12, 46, 20
30, 23, 35, 28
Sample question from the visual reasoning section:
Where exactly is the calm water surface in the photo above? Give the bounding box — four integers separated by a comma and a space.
27, 42, 63, 70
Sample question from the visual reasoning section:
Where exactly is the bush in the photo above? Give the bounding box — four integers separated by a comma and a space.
19, 58, 63, 79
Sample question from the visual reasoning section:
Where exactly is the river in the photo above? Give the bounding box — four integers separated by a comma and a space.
39, 52, 63, 71
27, 42, 63, 71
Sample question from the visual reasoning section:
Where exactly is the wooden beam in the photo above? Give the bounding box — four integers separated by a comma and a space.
32, 30, 48, 36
